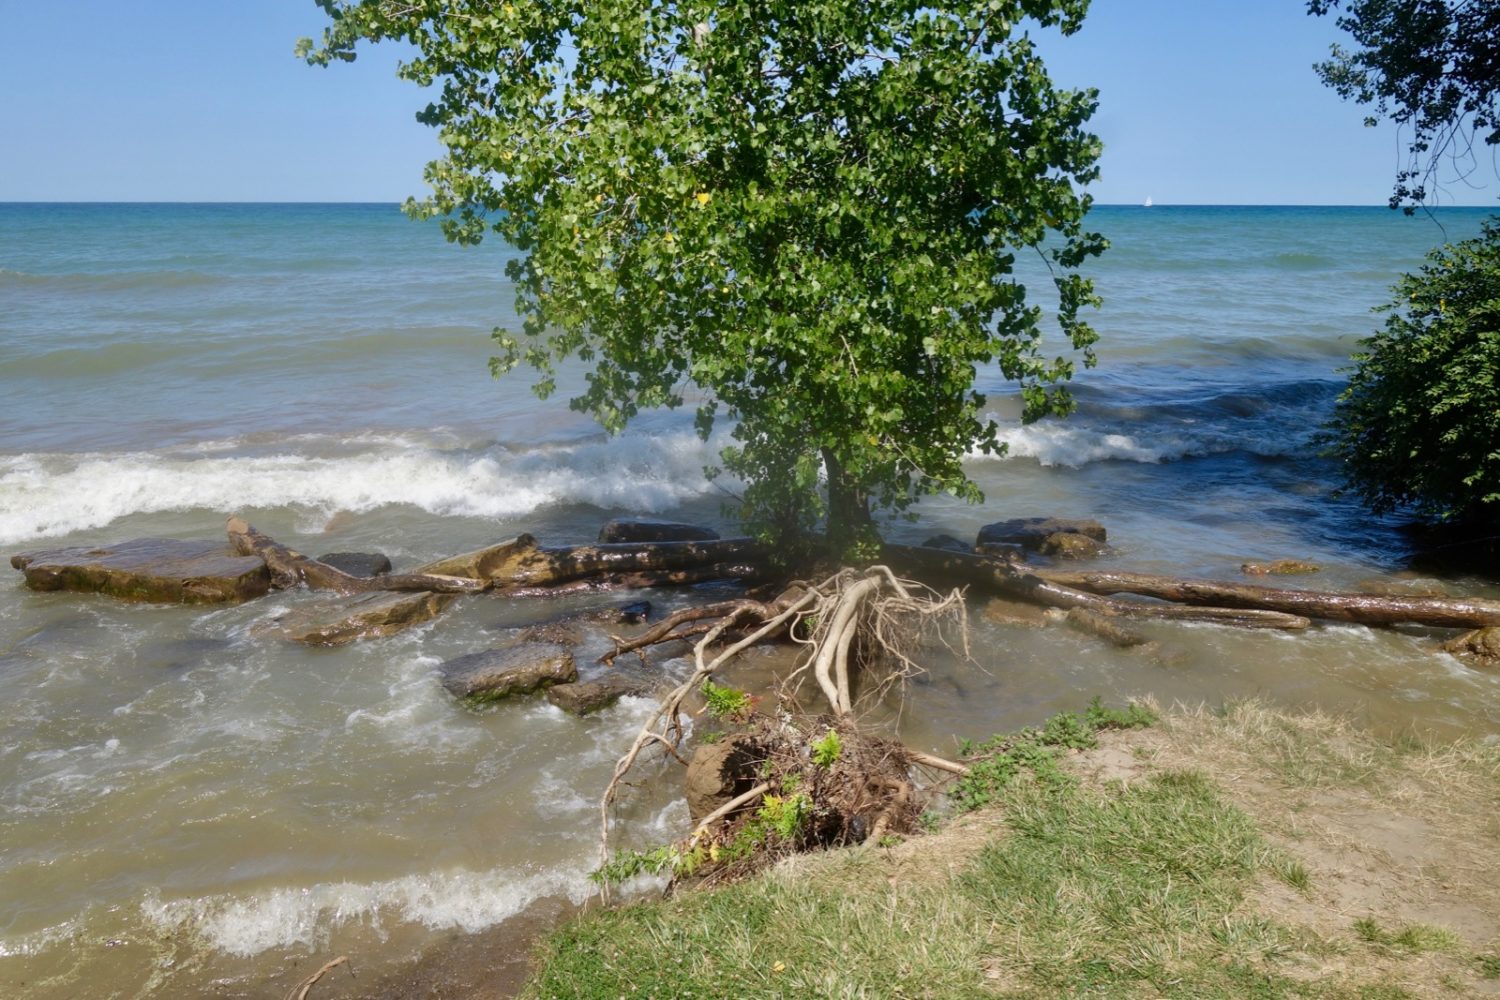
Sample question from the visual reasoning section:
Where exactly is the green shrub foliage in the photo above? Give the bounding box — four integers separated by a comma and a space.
301, 0, 1105, 555
1324, 220, 1500, 524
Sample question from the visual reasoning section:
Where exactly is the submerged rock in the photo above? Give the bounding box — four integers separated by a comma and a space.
270, 591, 457, 646
316, 551, 392, 577
1443, 628, 1500, 671
597, 519, 721, 544
439, 642, 577, 701
920, 534, 972, 554
546, 674, 653, 716
415, 534, 538, 581
617, 600, 652, 624
11, 538, 270, 604
978, 517, 1107, 553
1242, 559, 1321, 576
1038, 532, 1107, 560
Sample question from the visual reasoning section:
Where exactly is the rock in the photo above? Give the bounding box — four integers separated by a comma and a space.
414, 534, 538, 581
516, 618, 588, 647
11, 538, 270, 604
1242, 559, 1321, 576
597, 519, 721, 544
439, 643, 576, 701
546, 674, 653, 716
315, 551, 392, 577
684, 735, 764, 824
1039, 532, 1106, 560
1443, 628, 1500, 671
1063, 608, 1151, 648
978, 517, 1107, 552
270, 591, 457, 646
982, 598, 1055, 628
617, 600, 652, 624
921, 534, 972, 553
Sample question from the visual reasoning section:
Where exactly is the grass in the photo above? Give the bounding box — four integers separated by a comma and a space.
518, 701, 1498, 999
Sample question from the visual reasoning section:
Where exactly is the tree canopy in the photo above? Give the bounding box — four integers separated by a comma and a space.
1308, 0, 1500, 209
301, 0, 1105, 556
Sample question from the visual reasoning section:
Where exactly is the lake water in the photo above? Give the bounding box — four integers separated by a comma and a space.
1, 203, 1496, 997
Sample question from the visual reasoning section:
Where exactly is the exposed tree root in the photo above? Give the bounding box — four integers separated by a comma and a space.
596, 567, 968, 895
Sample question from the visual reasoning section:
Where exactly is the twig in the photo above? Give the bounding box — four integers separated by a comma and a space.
690, 781, 772, 840
285, 956, 351, 1000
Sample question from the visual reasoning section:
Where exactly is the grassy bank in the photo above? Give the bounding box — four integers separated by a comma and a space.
518, 701, 1499, 999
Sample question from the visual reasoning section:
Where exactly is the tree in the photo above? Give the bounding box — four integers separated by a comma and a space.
1308, 0, 1500, 210
300, 0, 1105, 557
1322, 221, 1500, 525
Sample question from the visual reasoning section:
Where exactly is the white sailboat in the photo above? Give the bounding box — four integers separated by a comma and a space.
1143, 195, 1154, 208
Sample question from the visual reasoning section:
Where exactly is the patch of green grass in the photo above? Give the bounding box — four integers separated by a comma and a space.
1269, 851, 1314, 893
952, 697, 1155, 812
1352, 915, 1461, 955
1475, 951, 1500, 978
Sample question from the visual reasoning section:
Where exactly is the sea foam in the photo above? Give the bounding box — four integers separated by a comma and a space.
0, 430, 724, 545
140, 862, 592, 957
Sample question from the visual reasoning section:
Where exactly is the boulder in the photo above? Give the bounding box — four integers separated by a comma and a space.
440, 642, 576, 701
978, 517, 1106, 551
11, 538, 270, 604
597, 519, 721, 544
546, 674, 653, 716
270, 591, 457, 646
316, 551, 392, 577
617, 600, 652, 624
1442, 628, 1500, 671
414, 534, 538, 581
982, 597, 1058, 628
1242, 559, 1321, 577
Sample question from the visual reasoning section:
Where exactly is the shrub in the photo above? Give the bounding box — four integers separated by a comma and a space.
1324, 220, 1500, 525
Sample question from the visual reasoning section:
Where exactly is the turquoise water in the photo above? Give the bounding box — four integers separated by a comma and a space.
1, 203, 1497, 997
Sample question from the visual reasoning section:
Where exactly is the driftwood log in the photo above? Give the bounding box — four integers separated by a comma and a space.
883, 545, 1313, 630
1032, 568, 1500, 630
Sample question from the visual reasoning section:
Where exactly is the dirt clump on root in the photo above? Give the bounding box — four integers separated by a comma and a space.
678, 713, 924, 886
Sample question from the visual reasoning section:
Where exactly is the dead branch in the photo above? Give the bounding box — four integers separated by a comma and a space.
227, 517, 486, 595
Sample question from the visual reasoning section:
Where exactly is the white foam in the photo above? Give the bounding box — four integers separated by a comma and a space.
0, 429, 727, 545
140, 862, 592, 958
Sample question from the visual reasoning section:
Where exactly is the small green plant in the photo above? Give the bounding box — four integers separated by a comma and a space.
591, 843, 707, 885
1269, 854, 1313, 893
697, 729, 725, 745
918, 811, 942, 833
810, 729, 842, 767
700, 679, 752, 722
1476, 952, 1500, 978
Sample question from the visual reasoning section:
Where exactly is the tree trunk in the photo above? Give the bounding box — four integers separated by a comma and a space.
1032, 567, 1500, 630
227, 517, 488, 595
822, 448, 874, 556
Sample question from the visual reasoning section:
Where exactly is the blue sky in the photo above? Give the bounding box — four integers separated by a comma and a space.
0, 0, 1494, 205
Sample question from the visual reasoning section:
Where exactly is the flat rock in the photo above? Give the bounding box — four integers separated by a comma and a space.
597, 519, 720, 544
11, 538, 270, 604
316, 551, 392, 577
978, 517, 1107, 551
440, 642, 576, 701
415, 534, 537, 581
1443, 628, 1500, 671
270, 591, 457, 646
546, 674, 653, 716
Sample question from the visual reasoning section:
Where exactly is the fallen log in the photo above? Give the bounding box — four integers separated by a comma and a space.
1033, 568, 1500, 630
227, 517, 488, 595
882, 545, 1312, 630
494, 538, 768, 587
